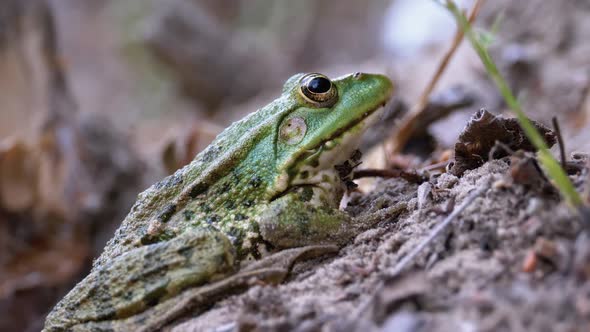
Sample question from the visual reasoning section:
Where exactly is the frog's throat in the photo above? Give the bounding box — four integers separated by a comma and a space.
271, 102, 386, 204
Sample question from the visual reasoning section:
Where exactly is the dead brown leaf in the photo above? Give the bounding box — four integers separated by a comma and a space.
448, 109, 556, 176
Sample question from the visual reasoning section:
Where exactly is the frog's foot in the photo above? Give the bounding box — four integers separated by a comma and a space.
260, 185, 409, 251
352, 201, 407, 231
75, 245, 338, 332
259, 188, 358, 249
242, 244, 339, 272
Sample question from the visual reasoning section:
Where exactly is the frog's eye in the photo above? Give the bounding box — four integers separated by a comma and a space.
299, 73, 338, 107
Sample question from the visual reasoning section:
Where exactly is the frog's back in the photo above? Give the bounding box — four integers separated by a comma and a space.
92, 94, 296, 270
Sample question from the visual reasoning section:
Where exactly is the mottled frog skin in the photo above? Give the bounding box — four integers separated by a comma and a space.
43, 72, 394, 331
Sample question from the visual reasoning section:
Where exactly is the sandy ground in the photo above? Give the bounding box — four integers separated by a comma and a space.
168, 160, 589, 332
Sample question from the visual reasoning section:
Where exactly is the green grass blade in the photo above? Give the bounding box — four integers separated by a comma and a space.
443, 1, 583, 207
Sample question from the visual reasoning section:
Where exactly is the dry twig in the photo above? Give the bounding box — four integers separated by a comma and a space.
386, 0, 483, 157
387, 184, 488, 277
353, 183, 488, 319
353, 168, 426, 184
551, 116, 567, 169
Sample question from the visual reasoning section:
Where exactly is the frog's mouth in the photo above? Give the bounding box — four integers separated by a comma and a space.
272, 102, 387, 204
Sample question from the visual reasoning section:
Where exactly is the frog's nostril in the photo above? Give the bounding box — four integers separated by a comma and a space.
353, 72, 363, 79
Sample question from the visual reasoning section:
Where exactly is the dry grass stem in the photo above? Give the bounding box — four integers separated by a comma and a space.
386, 0, 484, 157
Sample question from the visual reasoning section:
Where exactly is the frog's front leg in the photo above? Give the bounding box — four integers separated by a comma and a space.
43, 228, 236, 332
258, 187, 408, 250
258, 187, 357, 249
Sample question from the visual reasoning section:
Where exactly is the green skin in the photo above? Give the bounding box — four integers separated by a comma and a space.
43, 72, 394, 331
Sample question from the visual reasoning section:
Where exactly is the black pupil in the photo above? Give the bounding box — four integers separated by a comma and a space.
307, 77, 331, 94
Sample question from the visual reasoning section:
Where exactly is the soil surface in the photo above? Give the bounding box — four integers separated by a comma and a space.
170, 160, 590, 332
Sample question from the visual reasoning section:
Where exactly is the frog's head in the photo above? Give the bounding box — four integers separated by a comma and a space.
269, 72, 393, 204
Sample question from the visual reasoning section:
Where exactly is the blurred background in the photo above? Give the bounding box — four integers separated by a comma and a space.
1, 0, 589, 331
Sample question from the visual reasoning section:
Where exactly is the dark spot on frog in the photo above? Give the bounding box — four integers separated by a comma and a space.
297, 220, 312, 236
157, 230, 176, 242
140, 227, 169, 245
158, 204, 177, 223
189, 183, 209, 198
231, 169, 241, 180
234, 214, 247, 221
183, 210, 195, 221
95, 298, 117, 318
144, 282, 170, 307
206, 215, 220, 224
144, 249, 157, 261
155, 174, 183, 189
123, 291, 134, 301
299, 187, 314, 202
140, 259, 168, 283
299, 170, 309, 180
224, 201, 235, 210
140, 234, 154, 245
243, 200, 254, 207
130, 200, 141, 213
310, 158, 320, 168
212, 250, 231, 267
245, 239, 264, 260
217, 182, 231, 194
178, 246, 196, 260
84, 283, 99, 298
250, 220, 261, 235
202, 145, 220, 163
250, 176, 262, 188
227, 227, 244, 248
227, 226, 243, 239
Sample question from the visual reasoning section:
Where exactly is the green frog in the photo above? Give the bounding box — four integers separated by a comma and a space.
43, 72, 401, 332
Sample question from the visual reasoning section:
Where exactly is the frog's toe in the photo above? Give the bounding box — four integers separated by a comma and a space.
243, 244, 339, 273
